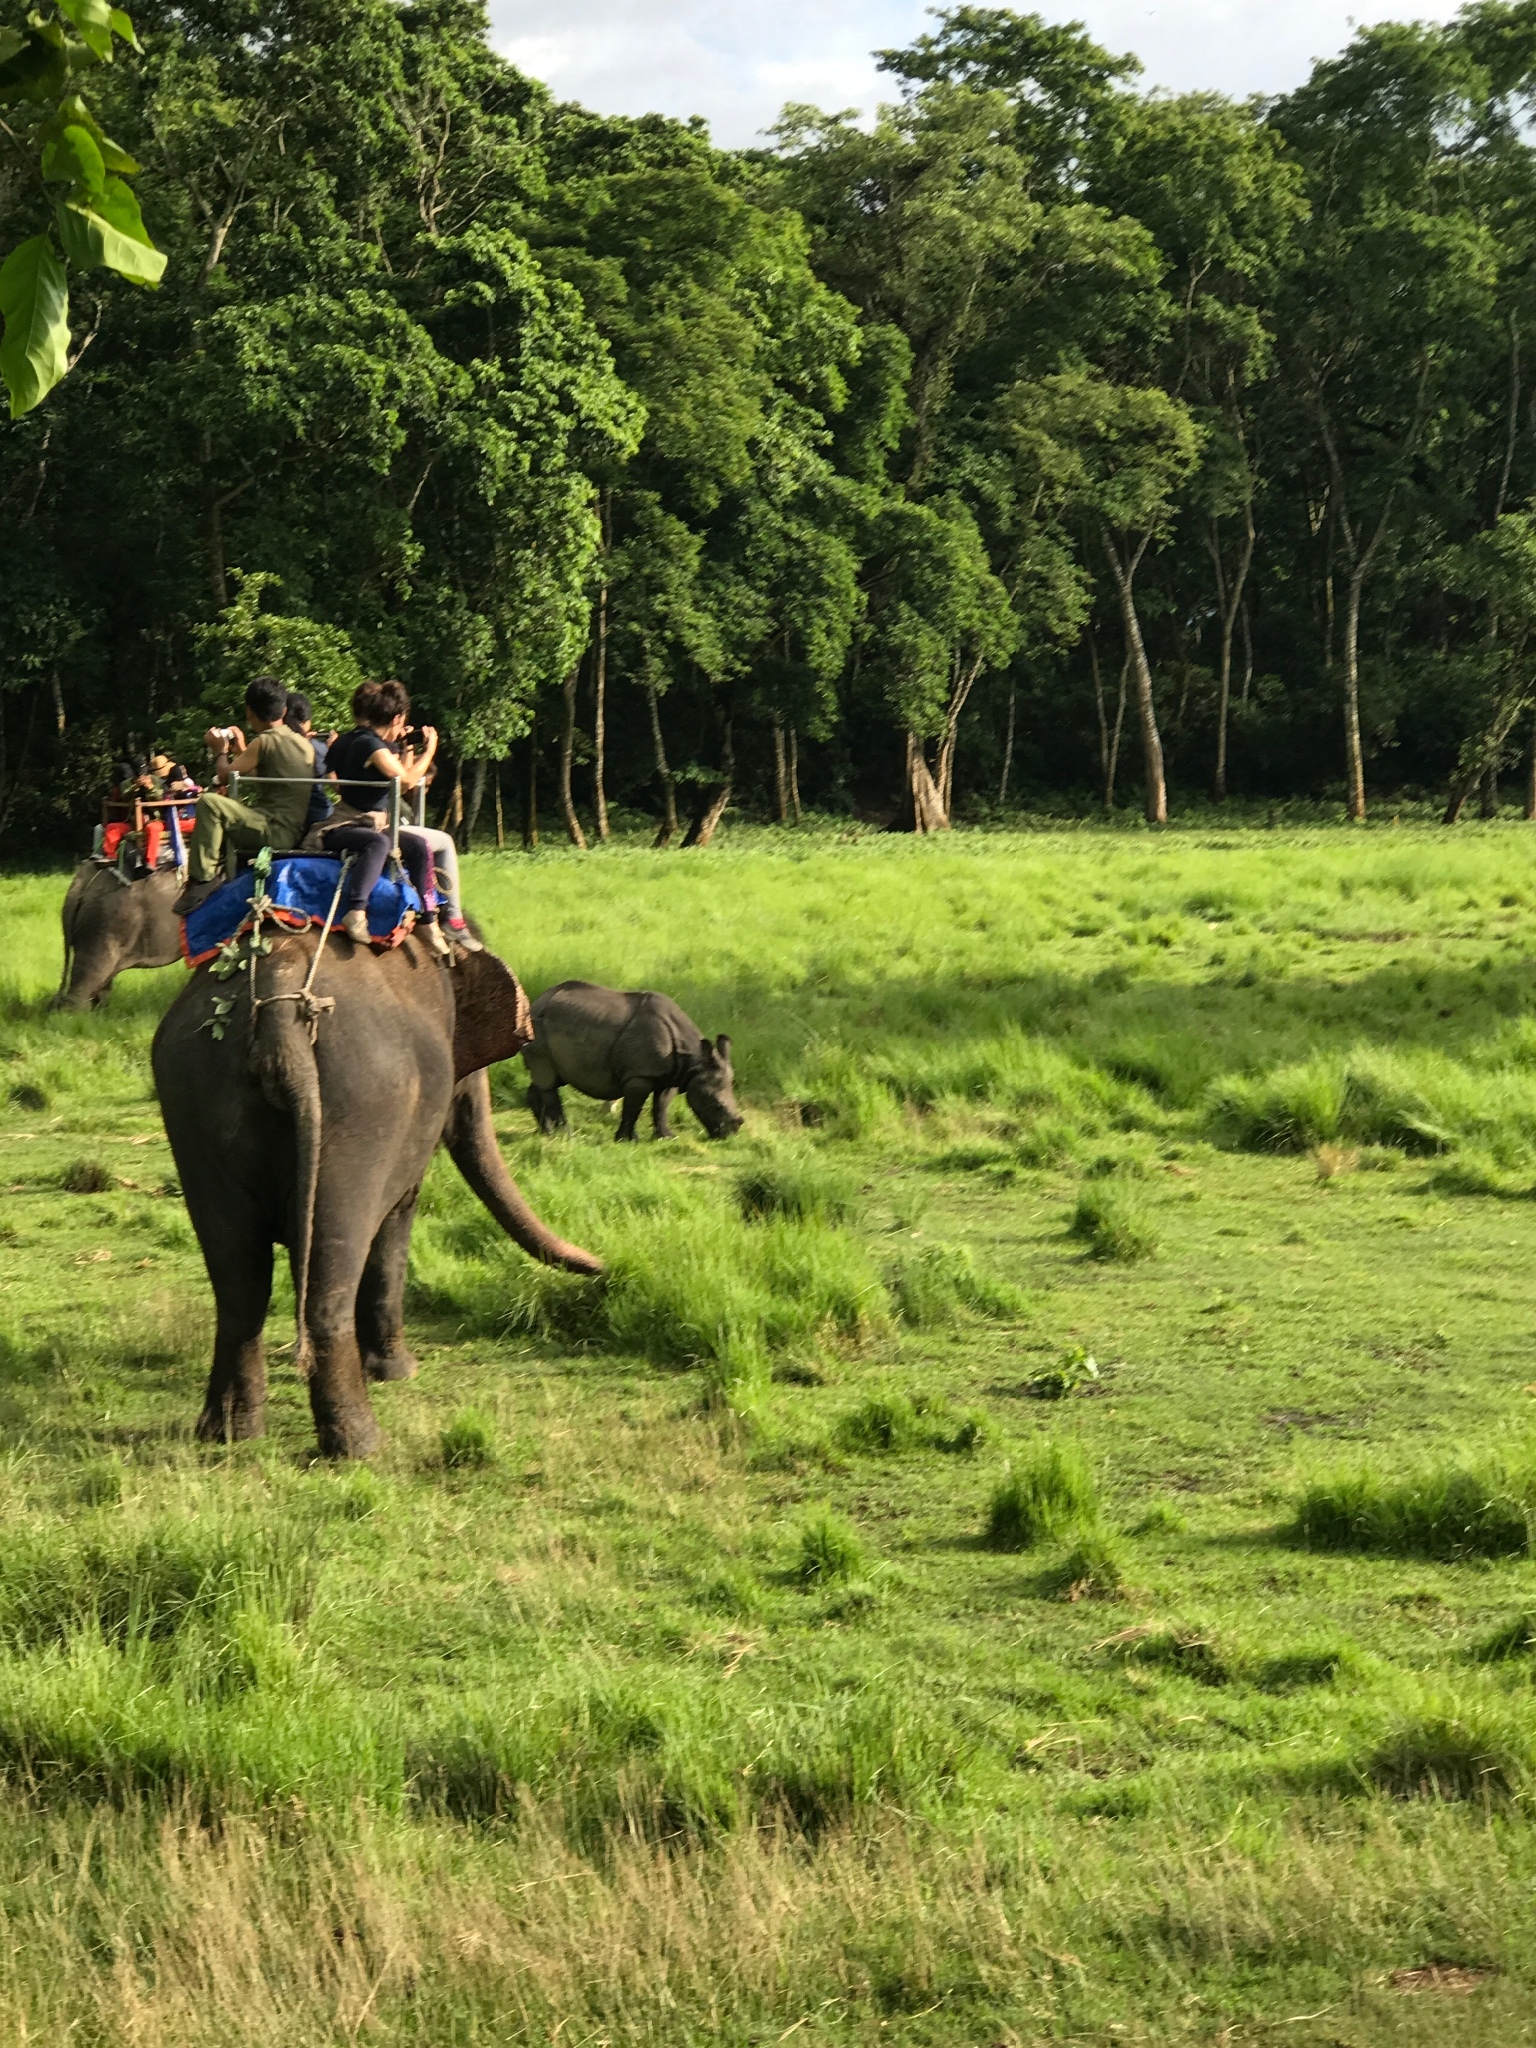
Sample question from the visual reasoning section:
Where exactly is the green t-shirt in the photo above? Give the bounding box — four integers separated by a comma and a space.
244, 726, 318, 848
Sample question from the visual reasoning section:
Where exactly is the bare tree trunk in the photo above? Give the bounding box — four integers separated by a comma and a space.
1240, 597, 1254, 705
1103, 530, 1165, 824
682, 717, 734, 848
788, 726, 802, 824
1481, 764, 1500, 818
1089, 628, 1109, 804
934, 656, 984, 816
1108, 656, 1127, 810
894, 732, 950, 833
463, 758, 488, 849
439, 764, 464, 837
998, 682, 1016, 805
772, 719, 789, 823
49, 671, 65, 737
592, 566, 610, 842
557, 666, 588, 850
523, 719, 539, 850
646, 684, 678, 846
1209, 502, 1256, 803
1341, 570, 1367, 822
494, 760, 505, 850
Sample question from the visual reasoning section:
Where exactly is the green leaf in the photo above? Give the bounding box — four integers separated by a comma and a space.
0, 235, 70, 418
53, 93, 140, 173
0, 26, 69, 103
0, 28, 27, 65
55, 196, 166, 286
108, 8, 141, 50
55, 0, 115, 62
41, 122, 106, 199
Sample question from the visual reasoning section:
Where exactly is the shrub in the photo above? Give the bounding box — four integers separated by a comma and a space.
58, 1158, 113, 1194
794, 1509, 866, 1586
1069, 1183, 1158, 1262
440, 1411, 497, 1470
9, 1082, 46, 1111
736, 1152, 860, 1226
984, 1441, 1097, 1551
1290, 1462, 1533, 1560
1366, 1704, 1523, 1802
886, 1240, 1029, 1326
1023, 1346, 1101, 1400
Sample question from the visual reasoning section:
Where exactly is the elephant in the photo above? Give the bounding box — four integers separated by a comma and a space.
54, 862, 183, 1010
523, 980, 743, 1142
152, 924, 601, 1459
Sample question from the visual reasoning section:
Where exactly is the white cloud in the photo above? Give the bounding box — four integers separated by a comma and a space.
487, 1, 1471, 146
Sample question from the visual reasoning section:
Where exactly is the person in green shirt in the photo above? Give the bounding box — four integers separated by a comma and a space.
173, 674, 320, 914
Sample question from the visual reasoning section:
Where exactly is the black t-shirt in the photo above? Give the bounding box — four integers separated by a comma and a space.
302, 734, 330, 826
327, 727, 394, 821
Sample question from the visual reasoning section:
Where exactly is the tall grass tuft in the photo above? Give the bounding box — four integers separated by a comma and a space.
984, 1441, 1098, 1551
794, 1509, 866, 1585
833, 1385, 987, 1456
1069, 1182, 1158, 1262
736, 1151, 860, 1226
1289, 1461, 1534, 1560
886, 1240, 1029, 1325
1366, 1702, 1525, 1802
440, 1411, 497, 1470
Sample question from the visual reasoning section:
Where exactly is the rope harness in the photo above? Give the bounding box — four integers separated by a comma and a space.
247, 853, 353, 1043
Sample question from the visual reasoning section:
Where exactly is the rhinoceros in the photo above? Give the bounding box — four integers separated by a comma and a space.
522, 980, 743, 1142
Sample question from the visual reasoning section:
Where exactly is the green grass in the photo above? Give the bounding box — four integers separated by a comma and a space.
10, 820, 1536, 2038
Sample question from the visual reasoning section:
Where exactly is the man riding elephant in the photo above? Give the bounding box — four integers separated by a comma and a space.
153, 916, 600, 1458
174, 673, 319, 916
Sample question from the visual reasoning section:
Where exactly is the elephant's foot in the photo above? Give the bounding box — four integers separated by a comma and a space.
195, 1398, 266, 1444
364, 1345, 419, 1383
314, 1408, 384, 1460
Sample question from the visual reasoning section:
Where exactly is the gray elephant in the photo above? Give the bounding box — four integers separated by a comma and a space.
152, 928, 600, 1459
523, 980, 743, 1142
54, 863, 183, 1010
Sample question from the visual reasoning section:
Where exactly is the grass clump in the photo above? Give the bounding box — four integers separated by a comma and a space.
1069, 1181, 1158, 1262
1039, 1527, 1126, 1601
1023, 1345, 1101, 1400
984, 1441, 1097, 1552
833, 1385, 988, 1456
58, 1158, 113, 1194
886, 1240, 1030, 1326
1254, 1641, 1355, 1691
736, 1151, 860, 1226
1366, 1703, 1524, 1802
440, 1410, 497, 1470
1110, 1627, 1230, 1686
794, 1509, 866, 1586
1470, 1614, 1536, 1662
1290, 1461, 1533, 1560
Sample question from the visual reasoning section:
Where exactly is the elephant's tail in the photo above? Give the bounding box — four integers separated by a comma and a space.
249, 947, 324, 1375
52, 864, 97, 1010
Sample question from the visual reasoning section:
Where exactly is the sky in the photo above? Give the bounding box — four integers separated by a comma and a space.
489, 0, 1467, 146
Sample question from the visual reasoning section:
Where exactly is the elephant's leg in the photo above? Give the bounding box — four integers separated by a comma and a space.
652, 1087, 678, 1140
303, 1228, 382, 1458
615, 1087, 648, 1142
356, 1188, 421, 1383
194, 1223, 273, 1444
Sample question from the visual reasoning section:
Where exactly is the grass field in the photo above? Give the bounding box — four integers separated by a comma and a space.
6, 819, 1536, 2043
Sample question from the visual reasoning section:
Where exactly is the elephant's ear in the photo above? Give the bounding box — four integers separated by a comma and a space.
452, 949, 534, 1080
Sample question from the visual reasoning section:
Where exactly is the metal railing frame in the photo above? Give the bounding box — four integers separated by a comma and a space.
222, 775, 428, 880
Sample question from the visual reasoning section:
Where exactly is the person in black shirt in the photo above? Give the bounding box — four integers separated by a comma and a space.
286, 693, 334, 831
320, 679, 445, 954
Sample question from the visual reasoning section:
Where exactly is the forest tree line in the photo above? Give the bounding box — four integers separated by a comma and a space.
6, 0, 1536, 851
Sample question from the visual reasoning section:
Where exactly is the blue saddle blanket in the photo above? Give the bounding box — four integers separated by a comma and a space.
181, 856, 422, 966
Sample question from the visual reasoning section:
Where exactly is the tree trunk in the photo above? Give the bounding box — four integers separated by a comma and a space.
462, 758, 488, 850
49, 671, 65, 737
494, 760, 505, 850
1089, 628, 1109, 806
788, 726, 802, 824
592, 570, 610, 843
523, 719, 539, 850
1103, 530, 1165, 825
934, 656, 984, 817
557, 666, 588, 850
772, 720, 789, 823
439, 764, 464, 837
892, 732, 950, 833
998, 682, 1016, 805
1527, 700, 1536, 821
1481, 764, 1500, 818
682, 717, 733, 848
1209, 503, 1256, 804
646, 684, 678, 847
1108, 656, 1127, 811
1341, 570, 1367, 822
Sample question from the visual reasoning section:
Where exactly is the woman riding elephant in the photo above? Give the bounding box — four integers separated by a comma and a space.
152, 922, 600, 1457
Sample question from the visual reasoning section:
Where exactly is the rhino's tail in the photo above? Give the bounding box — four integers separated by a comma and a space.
248, 943, 324, 1375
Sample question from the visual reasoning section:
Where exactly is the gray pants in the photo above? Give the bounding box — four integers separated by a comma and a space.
402, 826, 463, 920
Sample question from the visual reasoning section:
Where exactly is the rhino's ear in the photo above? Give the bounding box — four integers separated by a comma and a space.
452, 948, 533, 1080
715, 1034, 732, 1067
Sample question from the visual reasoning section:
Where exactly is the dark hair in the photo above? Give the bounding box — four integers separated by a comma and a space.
244, 674, 288, 724
112, 757, 146, 788
351, 678, 410, 728
285, 691, 313, 729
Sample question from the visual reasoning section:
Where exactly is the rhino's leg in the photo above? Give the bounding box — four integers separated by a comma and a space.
652, 1087, 678, 1140
616, 1087, 648, 1142
356, 1187, 421, 1383
527, 1083, 567, 1135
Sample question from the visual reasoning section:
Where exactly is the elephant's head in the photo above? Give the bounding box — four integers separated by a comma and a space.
685, 1035, 744, 1139
450, 947, 534, 1079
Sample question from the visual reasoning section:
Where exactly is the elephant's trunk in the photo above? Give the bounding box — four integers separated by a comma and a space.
444, 1070, 604, 1275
